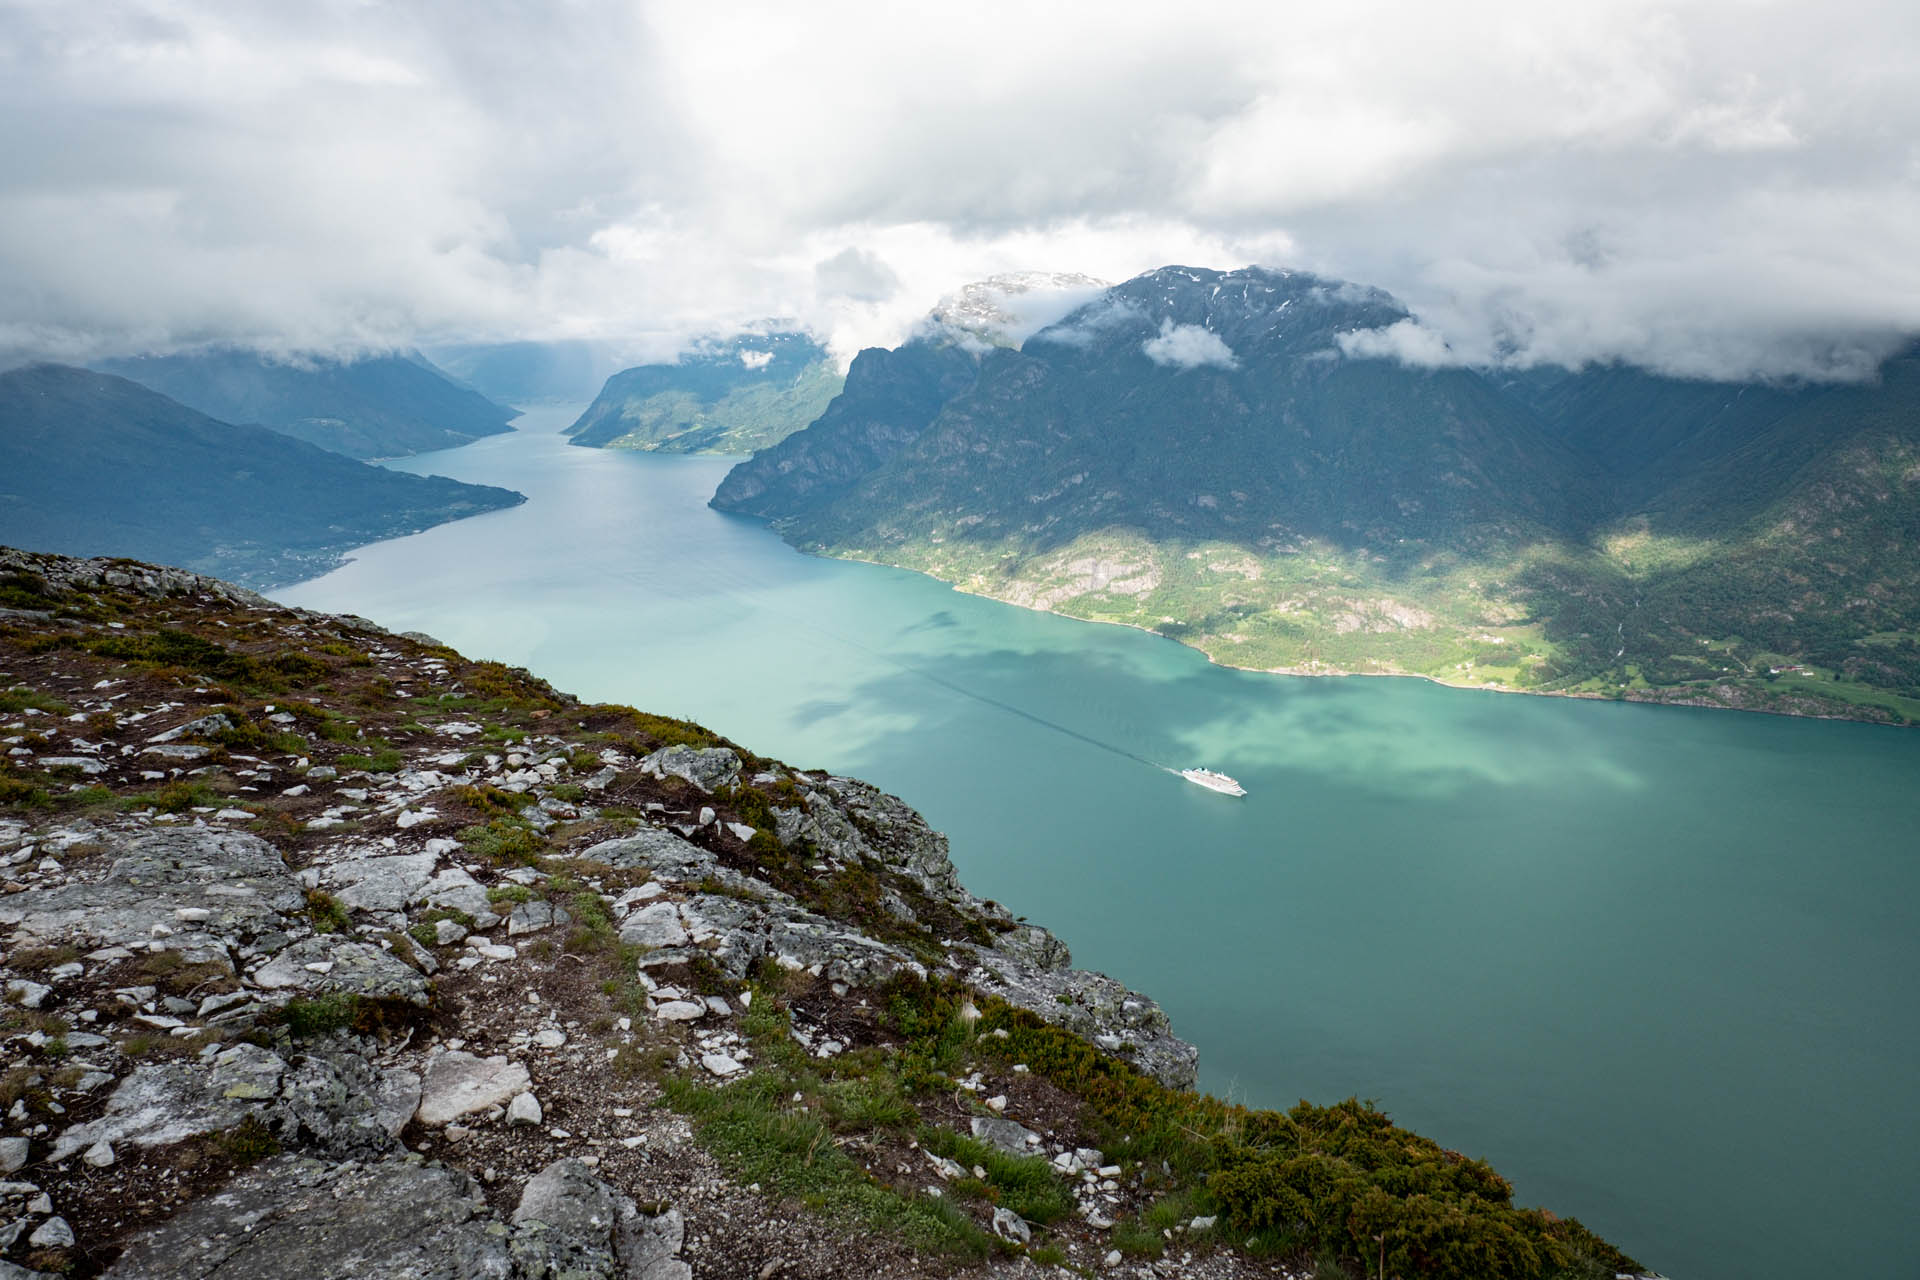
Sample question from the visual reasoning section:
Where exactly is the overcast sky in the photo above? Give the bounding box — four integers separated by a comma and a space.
3, 0, 1918, 380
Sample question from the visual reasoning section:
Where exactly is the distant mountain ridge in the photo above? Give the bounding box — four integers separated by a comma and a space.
566, 332, 843, 455
714, 266, 1920, 724
94, 349, 519, 460
0, 364, 524, 587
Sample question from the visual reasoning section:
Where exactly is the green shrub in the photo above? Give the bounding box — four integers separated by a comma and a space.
304, 889, 351, 933
337, 745, 402, 773
0, 685, 68, 715
282, 992, 360, 1037
0, 573, 60, 613
269, 652, 330, 683
454, 783, 532, 813
135, 779, 227, 814
875, 974, 1642, 1280
0, 776, 50, 808
460, 817, 546, 864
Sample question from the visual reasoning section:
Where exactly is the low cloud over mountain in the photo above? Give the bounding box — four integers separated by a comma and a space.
3, 2, 1918, 379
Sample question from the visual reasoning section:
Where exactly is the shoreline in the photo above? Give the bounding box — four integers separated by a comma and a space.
807, 544, 1914, 729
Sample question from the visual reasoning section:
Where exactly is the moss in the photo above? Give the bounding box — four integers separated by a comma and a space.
381, 930, 426, 972
460, 817, 547, 864
127, 779, 228, 814
454, 783, 532, 813
0, 684, 71, 715
282, 992, 361, 1037
0, 775, 52, 809
337, 746, 403, 773
662, 1072, 995, 1260
558, 882, 617, 955
215, 1114, 282, 1166
278, 992, 424, 1039
7, 944, 81, 973
137, 950, 238, 997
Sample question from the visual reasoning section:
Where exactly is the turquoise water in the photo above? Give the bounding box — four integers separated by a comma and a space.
280, 406, 1920, 1280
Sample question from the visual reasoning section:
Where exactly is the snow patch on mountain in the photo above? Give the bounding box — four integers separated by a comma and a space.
926, 272, 1110, 349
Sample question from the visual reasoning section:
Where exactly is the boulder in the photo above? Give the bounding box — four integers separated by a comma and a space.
773, 774, 964, 898
316, 852, 438, 914
617, 901, 689, 949
147, 713, 234, 744
0, 1260, 60, 1280
249, 937, 430, 1006
47, 1044, 287, 1162
964, 956, 1198, 1091
102, 1155, 514, 1279
413, 867, 493, 918
970, 1115, 1039, 1155
637, 745, 741, 792
415, 1051, 531, 1127
0, 827, 300, 953
511, 1157, 690, 1280
991, 1205, 1031, 1244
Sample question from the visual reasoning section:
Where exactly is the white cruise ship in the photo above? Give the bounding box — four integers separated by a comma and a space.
1180, 768, 1247, 796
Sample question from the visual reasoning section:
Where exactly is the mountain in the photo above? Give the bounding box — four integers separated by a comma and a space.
93, 349, 519, 460
922, 271, 1110, 348
0, 364, 524, 587
0, 546, 1643, 1280
715, 266, 1920, 724
566, 332, 843, 454
710, 337, 983, 514
1515, 347, 1920, 703
710, 274, 1110, 512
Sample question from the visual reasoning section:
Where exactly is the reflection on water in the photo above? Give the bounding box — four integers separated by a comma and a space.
280, 404, 1920, 1280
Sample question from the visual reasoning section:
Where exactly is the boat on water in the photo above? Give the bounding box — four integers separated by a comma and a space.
1180, 768, 1247, 796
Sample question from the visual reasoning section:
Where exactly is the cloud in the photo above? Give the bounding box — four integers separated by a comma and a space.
1142, 318, 1239, 370
1029, 296, 1148, 349
1, 1, 1918, 381
925, 272, 1112, 348
1336, 319, 1457, 368
813, 247, 900, 302
738, 349, 774, 370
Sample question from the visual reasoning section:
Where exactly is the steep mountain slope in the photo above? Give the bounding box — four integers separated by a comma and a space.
0, 364, 524, 586
94, 349, 519, 460
714, 267, 1920, 723
566, 333, 843, 454
710, 337, 983, 514
1525, 347, 1920, 701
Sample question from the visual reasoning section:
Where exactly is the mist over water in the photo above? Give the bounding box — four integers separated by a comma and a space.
280, 406, 1920, 1280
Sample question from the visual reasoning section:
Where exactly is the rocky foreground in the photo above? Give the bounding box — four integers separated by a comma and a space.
0, 548, 1647, 1280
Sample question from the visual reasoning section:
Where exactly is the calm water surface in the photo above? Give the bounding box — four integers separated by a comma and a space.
280, 406, 1920, 1280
